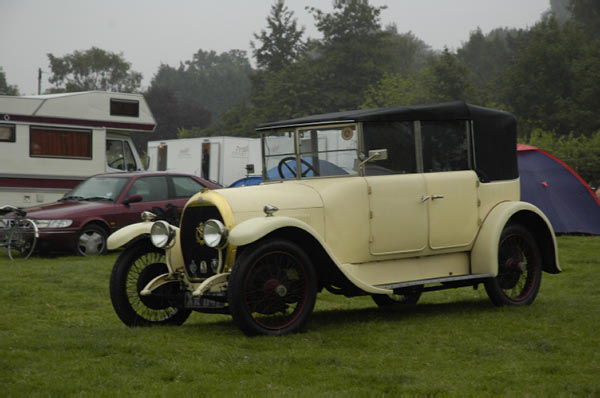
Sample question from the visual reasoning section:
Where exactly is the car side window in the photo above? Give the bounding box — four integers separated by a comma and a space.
172, 176, 206, 198
128, 176, 168, 202
363, 122, 417, 175
421, 120, 470, 173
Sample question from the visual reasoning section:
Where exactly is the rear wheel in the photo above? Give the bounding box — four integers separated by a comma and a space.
228, 239, 317, 336
109, 240, 191, 326
484, 223, 542, 306
7, 219, 37, 260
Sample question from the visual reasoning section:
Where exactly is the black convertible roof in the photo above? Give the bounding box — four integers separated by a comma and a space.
257, 101, 518, 182
256, 101, 514, 130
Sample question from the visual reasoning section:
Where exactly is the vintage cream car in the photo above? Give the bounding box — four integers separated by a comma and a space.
108, 101, 560, 336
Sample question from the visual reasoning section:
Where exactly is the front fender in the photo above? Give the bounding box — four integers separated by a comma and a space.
228, 216, 322, 247
107, 222, 153, 250
228, 216, 392, 295
471, 201, 560, 276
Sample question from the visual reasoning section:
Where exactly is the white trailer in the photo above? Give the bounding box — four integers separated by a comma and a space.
0, 91, 156, 207
147, 136, 262, 186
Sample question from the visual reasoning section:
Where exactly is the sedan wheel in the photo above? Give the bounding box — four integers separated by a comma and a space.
77, 225, 107, 256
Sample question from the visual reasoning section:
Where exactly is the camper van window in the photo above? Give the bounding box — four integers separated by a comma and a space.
110, 99, 139, 117
123, 141, 137, 171
0, 124, 16, 142
30, 126, 92, 159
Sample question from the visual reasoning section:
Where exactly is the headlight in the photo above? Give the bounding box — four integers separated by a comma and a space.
34, 219, 73, 229
203, 219, 228, 249
150, 221, 176, 248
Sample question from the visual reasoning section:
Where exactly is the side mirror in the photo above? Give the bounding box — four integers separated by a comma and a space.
123, 194, 143, 205
358, 149, 388, 168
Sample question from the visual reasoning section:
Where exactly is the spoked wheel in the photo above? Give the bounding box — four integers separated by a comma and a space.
485, 223, 542, 306
372, 286, 422, 308
109, 240, 191, 326
228, 239, 317, 336
7, 219, 38, 260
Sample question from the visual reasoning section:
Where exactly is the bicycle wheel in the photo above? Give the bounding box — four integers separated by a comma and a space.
8, 219, 38, 260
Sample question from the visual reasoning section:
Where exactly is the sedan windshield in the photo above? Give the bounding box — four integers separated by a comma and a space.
62, 177, 130, 202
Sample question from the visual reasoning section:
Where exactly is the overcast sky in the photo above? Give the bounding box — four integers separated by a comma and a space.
1, 0, 551, 95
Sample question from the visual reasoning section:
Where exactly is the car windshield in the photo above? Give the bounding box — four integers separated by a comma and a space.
61, 176, 130, 202
263, 125, 359, 181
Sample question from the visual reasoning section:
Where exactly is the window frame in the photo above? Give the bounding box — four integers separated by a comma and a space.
110, 98, 139, 118
29, 125, 92, 159
0, 124, 16, 143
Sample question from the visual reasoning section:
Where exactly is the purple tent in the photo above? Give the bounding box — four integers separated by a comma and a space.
517, 144, 600, 235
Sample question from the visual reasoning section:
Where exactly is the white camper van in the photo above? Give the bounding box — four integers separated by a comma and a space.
147, 136, 261, 186
0, 91, 156, 207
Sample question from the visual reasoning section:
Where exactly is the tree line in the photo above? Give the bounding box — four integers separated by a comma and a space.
1, 0, 598, 186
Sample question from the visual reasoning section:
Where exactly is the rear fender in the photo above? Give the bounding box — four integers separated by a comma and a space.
471, 201, 560, 276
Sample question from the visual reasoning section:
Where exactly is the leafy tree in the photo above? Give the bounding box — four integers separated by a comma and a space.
133, 85, 211, 153
149, 49, 252, 122
178, 102, 259, 139
500, 16, 598, 136
46, 47, 142, 92
362, 48, 472, 108
251, 0, 305, 72
457, 27, 527, 105
0, 67, 19, 95
569, 0, 600, 39
382, 28, 431, 76
305, 0, 392, 111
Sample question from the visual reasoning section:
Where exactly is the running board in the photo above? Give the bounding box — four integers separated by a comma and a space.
375, 273, 494, 291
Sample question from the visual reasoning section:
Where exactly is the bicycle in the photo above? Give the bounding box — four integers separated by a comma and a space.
0, 205, 39, 260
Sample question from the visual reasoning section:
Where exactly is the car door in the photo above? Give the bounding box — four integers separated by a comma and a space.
117, 175, 173, 227
366, 174, 428, 255
420, 120, 479, 250
363, 121, 428, 255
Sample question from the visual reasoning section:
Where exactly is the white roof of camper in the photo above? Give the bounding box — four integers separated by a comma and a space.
0, 91, 156, 132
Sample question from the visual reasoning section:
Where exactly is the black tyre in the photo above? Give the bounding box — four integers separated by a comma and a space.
372, 286, 422, 307
109, 239, 191, 326
484, 223, 542, 306
76, 224, 108, 256
228, 239, 318, 336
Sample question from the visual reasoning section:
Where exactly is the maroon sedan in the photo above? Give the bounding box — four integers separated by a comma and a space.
24, 172, 220, 256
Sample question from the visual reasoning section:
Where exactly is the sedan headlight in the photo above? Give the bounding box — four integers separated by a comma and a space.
203, 219, 228, 249
150, 221, 176, 248
34, 219, 73, 229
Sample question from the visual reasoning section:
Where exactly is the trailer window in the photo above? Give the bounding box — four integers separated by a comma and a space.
0, 124, 15, 142
30, 127, 91, 159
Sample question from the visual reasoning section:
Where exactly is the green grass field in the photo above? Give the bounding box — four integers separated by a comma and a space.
1, 236, 599, 396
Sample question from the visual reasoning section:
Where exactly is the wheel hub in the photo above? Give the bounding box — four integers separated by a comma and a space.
263, 279, 287, 297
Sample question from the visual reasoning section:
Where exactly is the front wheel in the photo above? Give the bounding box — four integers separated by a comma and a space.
228, 239, 318, 336
76, 224, 107, 256
484, 223, 542, 306
7, 219, 38, 260
109, 239, 191, 326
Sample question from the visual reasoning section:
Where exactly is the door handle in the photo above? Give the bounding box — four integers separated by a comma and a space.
432, 194, 445, 200
421, 195, 430, 202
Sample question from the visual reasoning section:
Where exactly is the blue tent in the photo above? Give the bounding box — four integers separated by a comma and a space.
517, 144, 600, 235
